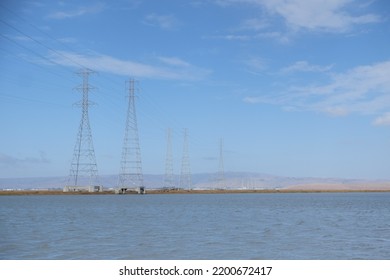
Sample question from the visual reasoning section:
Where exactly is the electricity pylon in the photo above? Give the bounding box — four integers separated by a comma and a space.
164, 128, 175, 189
118, 78, 144, 190
179, 128, 192, 189
217, 138, 226, 189
68, 68, 99, 187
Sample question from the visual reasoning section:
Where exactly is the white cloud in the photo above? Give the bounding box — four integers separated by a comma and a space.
240, 18, 268, 31
282, 60, 333, 73
243, 56, 267, 71
47, 2, 105, 19
373, 113, 390, 126
213, 34, 251, 40
48, 51, 210, 80
255, 31, 291, 43
260, 0, 380, 32
158, 56, 191, 67
322, 106, 349, 116
143, 13, 180, 30
243, 96, 262, 104
244, 60, 390, 120
211, 31, 290, 44
216, 0, 381, 32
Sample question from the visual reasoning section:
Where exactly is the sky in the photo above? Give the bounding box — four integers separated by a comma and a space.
1, 0, 390, 180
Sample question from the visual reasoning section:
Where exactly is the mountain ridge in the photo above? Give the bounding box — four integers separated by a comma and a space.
1, 172, 389, 190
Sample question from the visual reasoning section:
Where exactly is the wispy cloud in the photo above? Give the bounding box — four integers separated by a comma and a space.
143, 13, 181, 30
47, 2, 105, 20
282, 60, 333, 73
48, 51, 211, 80
157, 56, 191, 67
239, 18, 268, 31
57, 37, 78, 44
211, 34, 251, 41
216, 0, 381, 33
0, 152, 50, 168
243, 56, 267, 73
209, 31, 290, 44
373, 113, 390, 126
259, 0, 381, 32
244, 60, 390, 124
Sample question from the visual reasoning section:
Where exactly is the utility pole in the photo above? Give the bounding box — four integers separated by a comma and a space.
179, 128, 192, 189
68, 68, 99, 187
118, 78, 144, 192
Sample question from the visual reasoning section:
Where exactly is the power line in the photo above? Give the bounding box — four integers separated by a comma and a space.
0, 4, 131, 96
0, 33, 74, 76
0, 8, 198, 146
0, 18, 86, 69
0, 4, 220, 179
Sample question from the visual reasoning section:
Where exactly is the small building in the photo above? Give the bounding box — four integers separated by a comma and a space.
115, 186, 145, 194
137, 186, 145, 194
63, 185, 103, 192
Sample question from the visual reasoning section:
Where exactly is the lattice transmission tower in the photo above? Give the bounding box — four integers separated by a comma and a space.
216, 138, 226, 189
118, 78, 144, 189
68, 69, 99, 186
179, 128, 192, 189
164, 128, 175, 189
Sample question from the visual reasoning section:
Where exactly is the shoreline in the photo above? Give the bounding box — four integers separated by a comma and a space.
1, 188, 390, 196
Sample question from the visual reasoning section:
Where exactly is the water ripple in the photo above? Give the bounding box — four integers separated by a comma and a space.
1, 193, 390, 259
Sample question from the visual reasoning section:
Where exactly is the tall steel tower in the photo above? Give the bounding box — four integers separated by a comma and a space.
118, 78, 144, 190
68, 69, 99, 187
217, 138, 226, 189
179, 128, 192, 189
164, 128, 175, 189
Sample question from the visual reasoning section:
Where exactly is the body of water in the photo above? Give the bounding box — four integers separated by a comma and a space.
1, 192, 389, 259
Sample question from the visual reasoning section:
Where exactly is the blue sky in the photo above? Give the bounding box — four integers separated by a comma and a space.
1, 0, 390, 180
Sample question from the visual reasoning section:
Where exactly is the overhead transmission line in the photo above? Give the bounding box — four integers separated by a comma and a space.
1, 3, 212, 174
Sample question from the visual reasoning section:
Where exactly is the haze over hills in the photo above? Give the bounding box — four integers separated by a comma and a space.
1, 172, 389, 191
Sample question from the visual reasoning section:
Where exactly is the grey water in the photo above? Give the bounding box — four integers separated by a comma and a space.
1, 192, 389, 259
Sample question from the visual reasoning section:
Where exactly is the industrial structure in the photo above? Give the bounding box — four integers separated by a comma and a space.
179, 128, 192, 189
116, 78, 145, 194
63, 185, 102, 192
62, 72, 213, 193
164, 128, 175, 189
216, 138, 226, 189
64, 69, 101, 192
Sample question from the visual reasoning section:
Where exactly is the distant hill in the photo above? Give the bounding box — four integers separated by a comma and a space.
1, 172, 389, 191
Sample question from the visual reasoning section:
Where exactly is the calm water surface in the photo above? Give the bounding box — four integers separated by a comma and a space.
1, 193, 389, 259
